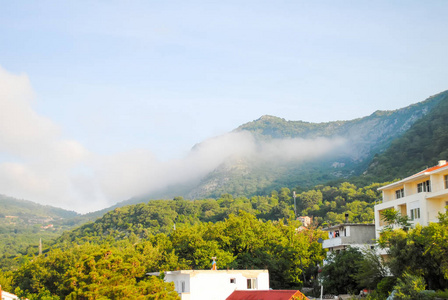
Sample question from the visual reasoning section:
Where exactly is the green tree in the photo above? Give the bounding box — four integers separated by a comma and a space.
355, 248, 387, 290
393, 273, 433, 300
322, 247, 364, 295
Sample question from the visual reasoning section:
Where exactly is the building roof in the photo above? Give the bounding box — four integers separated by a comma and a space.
147, 269, 268, 276
322, 223, 375, 231
378, 160, 448, 191
226, 290, 308, 300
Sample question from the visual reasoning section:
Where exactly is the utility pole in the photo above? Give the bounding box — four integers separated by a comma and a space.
293, 191, 297, 218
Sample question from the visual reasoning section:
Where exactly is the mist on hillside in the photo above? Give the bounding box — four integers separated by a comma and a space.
0, 66, 350, 212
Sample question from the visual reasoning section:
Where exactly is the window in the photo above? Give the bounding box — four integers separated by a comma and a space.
395, 188, 404, 199
247, 278, 256, 289
445, 175, 448, 189
230, 278, 236, 284
410, 208, 421, 220
181, 281, 186, 293
417, 180, 431, 193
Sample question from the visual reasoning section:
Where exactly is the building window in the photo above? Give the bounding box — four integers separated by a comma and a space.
230, 278, 236, 284
445, 175, 448, 189
395, 188, 404, 199
247, 278, 256, 289
417, 180, 431, 193
410, 208, 421, 220
181, 281, 186, 293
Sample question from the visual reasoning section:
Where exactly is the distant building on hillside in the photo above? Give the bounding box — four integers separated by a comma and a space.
375, 160, 448, 239
147, 269, 270, 300
298, 216, 311, 227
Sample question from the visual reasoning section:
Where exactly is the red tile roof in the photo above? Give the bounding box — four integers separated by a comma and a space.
412, 161, 448, 177
226, 290, 308, 300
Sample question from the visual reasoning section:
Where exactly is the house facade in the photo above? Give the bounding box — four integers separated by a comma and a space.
374, 160, 448, 238
0, 290, 20, 300
148, 269, 270, 300
322, 223, 375, 253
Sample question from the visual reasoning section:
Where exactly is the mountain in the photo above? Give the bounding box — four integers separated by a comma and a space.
0, 194, 79, 220
362, 90, 448, 182
0, 194, 91, 269
102, 90, 448, 211
182, 91, 446, 198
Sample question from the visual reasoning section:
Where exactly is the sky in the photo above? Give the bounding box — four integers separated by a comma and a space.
0, 1, 448, 213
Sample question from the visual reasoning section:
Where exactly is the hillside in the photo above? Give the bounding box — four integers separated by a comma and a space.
362, 90, 448, 182
0, 195, 88, 269
182, 91, 445, 199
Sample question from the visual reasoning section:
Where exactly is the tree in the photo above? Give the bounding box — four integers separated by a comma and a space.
393, 273, 433, 300
12, 242, 179, 299
380, 208, 411, 232
321, 247, 364, 295
355, 247, 387, 290
298, 190, 323, 211
378, 210, 448, 290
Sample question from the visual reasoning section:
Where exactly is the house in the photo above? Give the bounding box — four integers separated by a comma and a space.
226, 290, 308, 300
322, 217, 375, 253
147, 269, 270, 300
0, 286, 20, 300
374, 160, 448, 239
298, 216, 311, 227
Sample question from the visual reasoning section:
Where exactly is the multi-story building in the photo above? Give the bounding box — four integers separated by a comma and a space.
374, 160, 448, 238
322, 222, 376, 253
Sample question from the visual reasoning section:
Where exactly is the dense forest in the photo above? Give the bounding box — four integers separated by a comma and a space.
363, 91, 448, 183
2, 181, 448, 299
0, 181, 385, 299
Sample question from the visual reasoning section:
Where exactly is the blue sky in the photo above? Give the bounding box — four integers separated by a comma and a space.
1, 1, 448, 212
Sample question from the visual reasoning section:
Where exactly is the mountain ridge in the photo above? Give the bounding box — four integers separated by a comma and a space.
2, 90, 448, 216
183, 91, 446, 198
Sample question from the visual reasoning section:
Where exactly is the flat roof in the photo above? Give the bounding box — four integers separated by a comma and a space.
147, 269, 268, 276
322, 223, 375, 231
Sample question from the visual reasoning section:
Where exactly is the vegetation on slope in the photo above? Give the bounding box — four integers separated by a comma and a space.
183, 92, 443, 200
0, 195, 86, 270
0, 180, 386, 298
363, 90, 448, 182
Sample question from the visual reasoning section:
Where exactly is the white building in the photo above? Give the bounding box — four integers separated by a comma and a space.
148, 269, 270, 300
1, 290, 20, 300
322, 223, 375, 253
374, 160, 448, 238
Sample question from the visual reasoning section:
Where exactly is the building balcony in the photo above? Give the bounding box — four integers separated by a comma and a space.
322, 236, 358, 249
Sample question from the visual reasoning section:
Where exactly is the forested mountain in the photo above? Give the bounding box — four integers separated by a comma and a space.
180, 90, 447, 199
362, 90, 448, 182
0, 194, 79, 220
0, 195, 89, 270
2, 181, 382, 298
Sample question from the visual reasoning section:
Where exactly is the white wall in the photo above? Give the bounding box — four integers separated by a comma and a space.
163, 270, 269, 300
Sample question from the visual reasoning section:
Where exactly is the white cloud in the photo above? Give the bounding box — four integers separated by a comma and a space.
0, 66, 93, 212
0, 66, 348, 213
